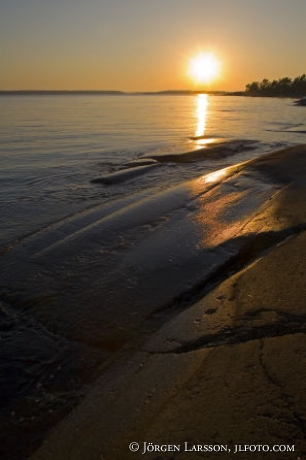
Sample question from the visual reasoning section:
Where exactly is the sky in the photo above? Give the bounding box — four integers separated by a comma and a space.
1, 0, 306, 92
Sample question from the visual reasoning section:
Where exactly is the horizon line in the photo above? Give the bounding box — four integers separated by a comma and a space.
0, 89, 245, 96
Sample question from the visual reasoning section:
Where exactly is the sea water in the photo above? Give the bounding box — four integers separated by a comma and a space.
1, 94, 306, 248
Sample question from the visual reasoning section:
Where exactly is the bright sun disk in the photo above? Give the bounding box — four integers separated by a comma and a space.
189, 53, 221, 84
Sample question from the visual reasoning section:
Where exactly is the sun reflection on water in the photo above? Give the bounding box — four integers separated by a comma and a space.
193, 94, 216, 147
195, 94, 209, 138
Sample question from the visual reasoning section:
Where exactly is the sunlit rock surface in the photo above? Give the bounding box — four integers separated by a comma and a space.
2, 143, 306, 459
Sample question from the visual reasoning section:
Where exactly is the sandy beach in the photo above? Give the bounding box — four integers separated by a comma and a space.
20, 144, 306, 460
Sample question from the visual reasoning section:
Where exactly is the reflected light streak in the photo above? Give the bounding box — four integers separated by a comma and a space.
192, 166, 231, 196
195, 94, 209, 138
190, 166, 233, 249
204, 168, 228, 184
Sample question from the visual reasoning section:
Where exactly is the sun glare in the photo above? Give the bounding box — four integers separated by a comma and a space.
189, 53, 221, 84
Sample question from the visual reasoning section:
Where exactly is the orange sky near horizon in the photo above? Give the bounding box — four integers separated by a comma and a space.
1, 0, 306, 92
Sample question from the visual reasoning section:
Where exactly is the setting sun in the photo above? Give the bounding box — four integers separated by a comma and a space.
189, 53, 221, 84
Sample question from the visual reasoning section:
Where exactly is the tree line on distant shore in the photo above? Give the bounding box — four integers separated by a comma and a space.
245, 74, 306, 97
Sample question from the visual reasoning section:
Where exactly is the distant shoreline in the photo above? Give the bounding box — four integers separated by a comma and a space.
0, 90, 226, 96
0, 90, 302, 98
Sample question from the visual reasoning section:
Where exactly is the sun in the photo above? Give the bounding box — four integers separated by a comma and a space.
189, 53, 221, 84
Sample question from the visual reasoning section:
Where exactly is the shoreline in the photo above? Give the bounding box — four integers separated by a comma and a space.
28, 144, 306, 459
0, 90, 304, 99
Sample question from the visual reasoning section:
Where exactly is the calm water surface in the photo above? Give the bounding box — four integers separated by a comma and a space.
1, 94, 306, 247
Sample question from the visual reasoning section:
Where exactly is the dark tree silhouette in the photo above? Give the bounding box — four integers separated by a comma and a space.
245, 74, 306, 97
